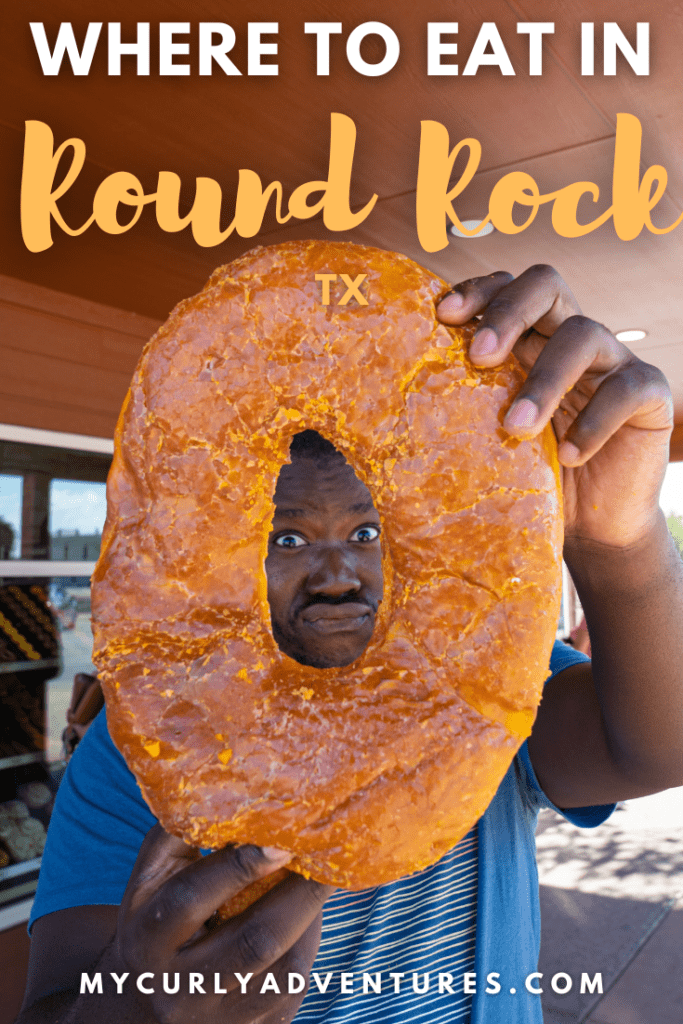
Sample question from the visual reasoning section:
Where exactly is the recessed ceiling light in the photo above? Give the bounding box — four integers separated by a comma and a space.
615, 329, 647, 342
449, 219, 495, 239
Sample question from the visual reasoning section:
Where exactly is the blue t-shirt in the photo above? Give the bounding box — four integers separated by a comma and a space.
31, 641, 611, 1023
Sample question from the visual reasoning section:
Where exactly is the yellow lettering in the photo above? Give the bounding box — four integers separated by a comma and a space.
548, 181, 613, 237
289, 113, 376, 229
488, 172, 542, 234
611, 112, 683, 238
315, 273, 337, 304
184, 178, 229, 246
20, 120, 95, 252
233, 171, 291, 236
338, 273, 368, 305
154, 171, 196, 232
21, 114, 682, 254
416, 121, 485, 252
154, 172, 233, 245
92, 172, 149, 234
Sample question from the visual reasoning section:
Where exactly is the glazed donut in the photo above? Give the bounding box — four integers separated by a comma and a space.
92, 241, 562, 889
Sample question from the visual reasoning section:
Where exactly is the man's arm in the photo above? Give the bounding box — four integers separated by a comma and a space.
21, 905, 117, 1015
437, 266, 683, 808
18, 828, 332, 1024
529, 517, 683, 807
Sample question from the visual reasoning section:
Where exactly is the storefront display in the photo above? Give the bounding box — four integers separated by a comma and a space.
0, 429, 111, 927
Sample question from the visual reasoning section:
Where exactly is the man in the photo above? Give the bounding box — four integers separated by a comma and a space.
18, 266, 683, 1024
265, 427, 384, 671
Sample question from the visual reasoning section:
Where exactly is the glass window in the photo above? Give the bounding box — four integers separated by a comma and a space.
49, 481, 107, 562
0, 439, 110, 561
0, 436, 111, 769
44, 576, 96, 763
0, 475, 22, 559
1, 430, 112, 915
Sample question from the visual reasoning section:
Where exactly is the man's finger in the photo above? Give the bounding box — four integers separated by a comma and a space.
555, 361, 673, 466
180, 871, 334, 979
436, 271, 514, 324
124, 825, 202, 905
501, 316, 625, 438
447, 265, 581, 367
123, 828, 291, 957
209, 913, 324, 1014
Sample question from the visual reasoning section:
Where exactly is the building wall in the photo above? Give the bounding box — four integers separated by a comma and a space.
1, 270, 683, 460
50, 532, 102, 562
0, 274, 160, 440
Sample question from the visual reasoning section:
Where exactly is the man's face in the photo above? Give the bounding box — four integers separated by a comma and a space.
265, 454, 383, 668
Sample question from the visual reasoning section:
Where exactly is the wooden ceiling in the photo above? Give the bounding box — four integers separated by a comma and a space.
3, 1, 683, 430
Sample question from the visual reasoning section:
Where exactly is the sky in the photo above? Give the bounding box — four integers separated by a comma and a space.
48, 479, 108, 535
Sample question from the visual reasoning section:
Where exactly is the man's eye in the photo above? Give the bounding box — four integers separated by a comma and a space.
350, 525, 380, 543
274, 533, 307, 549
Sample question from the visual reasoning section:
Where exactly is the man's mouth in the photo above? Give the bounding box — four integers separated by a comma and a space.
300, 602, 373, 633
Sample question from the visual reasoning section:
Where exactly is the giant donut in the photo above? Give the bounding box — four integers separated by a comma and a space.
92, 240, 563, 889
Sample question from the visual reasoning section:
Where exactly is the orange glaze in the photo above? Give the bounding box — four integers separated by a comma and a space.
216, 867, 290, 920
91, 241, 563, 890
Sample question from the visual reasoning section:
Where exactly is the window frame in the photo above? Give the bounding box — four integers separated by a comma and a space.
0, 423, 113, 579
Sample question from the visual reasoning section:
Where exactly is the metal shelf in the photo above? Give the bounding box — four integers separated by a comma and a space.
0, 752, 45, 772
0, 858, 41, 883
0, 659, 60, 676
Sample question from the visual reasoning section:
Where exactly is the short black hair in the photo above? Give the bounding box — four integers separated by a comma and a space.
289, 430, 344, 463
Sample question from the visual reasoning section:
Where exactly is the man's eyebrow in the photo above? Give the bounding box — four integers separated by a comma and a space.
272, 501, 377, 517
272, 508, 311, 518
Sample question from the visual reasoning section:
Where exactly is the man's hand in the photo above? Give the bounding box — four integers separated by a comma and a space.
435, 265, 683, 807
110, 825, 332, 1023
436, 265, 674, 548
21, 826, 333, 1024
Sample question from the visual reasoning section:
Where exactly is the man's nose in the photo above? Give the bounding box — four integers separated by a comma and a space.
307, 545, 361, 597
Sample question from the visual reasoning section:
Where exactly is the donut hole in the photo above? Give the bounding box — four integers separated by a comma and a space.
265, 430, 384, 670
